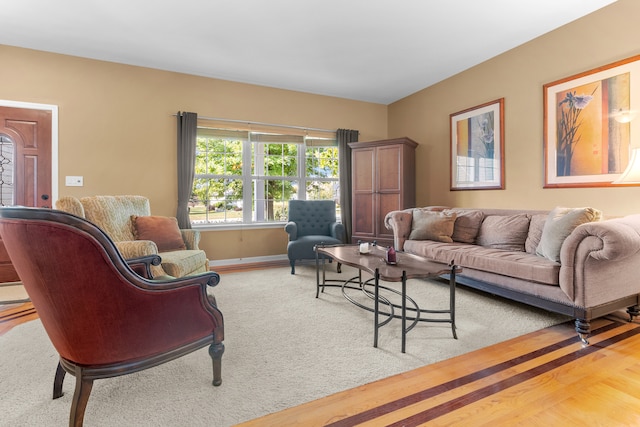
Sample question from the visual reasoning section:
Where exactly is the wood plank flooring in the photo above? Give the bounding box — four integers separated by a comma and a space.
0, 302, 37, 335
3, 283, 640, 426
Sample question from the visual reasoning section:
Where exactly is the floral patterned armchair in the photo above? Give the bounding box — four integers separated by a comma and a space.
55, 195, 209, 278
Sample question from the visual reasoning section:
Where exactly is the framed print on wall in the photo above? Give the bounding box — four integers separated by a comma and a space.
450, 98, 505, 190
543, 54, 640, 188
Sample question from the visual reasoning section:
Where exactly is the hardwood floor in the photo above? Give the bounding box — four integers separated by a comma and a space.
3, 276, 640, 426
0, 302, 37, 335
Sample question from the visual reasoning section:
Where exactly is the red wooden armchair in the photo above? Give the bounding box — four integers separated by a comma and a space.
0, 207, 224, 427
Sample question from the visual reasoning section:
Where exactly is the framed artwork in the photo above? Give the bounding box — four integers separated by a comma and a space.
543, 55, 640, 188
450, 98, 505, 190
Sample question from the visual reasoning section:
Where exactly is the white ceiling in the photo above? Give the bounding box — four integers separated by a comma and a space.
2, 0, 618, 105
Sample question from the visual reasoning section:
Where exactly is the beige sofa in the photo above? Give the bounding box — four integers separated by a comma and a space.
55, 195, 209, 278
384, 206, 640, 343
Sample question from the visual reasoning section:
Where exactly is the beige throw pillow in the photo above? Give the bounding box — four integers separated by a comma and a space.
408, 209, 457, 242
536, 207, 602, 262
525, 214, 547, 254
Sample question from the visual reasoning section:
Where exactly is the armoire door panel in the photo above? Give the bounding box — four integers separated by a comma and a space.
352, 148, 374, 192
352, 193, 375, 236
377, 193, 401, 238
377, 145, 402, 192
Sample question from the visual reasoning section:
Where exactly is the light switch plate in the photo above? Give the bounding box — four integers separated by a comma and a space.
65, 176, 83, 186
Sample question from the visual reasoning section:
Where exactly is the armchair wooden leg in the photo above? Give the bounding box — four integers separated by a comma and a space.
53, 361, 66, 399
290, 260, 296, 275
69, 369, 94, 427
209, 341, 225, 386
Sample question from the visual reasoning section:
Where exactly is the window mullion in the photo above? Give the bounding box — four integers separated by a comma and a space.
299, 141, 306, 200
242, 138, 253, 223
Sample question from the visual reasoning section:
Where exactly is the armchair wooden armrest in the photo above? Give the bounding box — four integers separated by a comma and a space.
126, 254, 162, 279
145, 270, 222, 306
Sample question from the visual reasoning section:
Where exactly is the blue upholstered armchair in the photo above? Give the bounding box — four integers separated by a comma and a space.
284, 200, 345, 274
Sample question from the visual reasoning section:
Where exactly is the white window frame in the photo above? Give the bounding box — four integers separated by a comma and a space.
192, 128, 338, 229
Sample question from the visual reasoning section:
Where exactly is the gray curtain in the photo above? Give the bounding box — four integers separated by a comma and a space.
337, 129, 359, 243
176, 111, 197, 229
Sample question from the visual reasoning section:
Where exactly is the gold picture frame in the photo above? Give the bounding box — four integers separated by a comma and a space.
450, 98, 505, 190
543, 55, 640, 188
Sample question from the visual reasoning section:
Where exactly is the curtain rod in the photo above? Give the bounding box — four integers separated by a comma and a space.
173, 114, 337, 134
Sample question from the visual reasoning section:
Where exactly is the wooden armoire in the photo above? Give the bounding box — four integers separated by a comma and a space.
349, 137, 417, 247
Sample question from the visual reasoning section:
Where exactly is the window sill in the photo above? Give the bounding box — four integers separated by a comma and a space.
192, 222, 287, 232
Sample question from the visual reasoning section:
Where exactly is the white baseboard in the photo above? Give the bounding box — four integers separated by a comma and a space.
209, 254, 288, 267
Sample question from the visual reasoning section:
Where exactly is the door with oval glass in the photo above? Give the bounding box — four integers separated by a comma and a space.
0, 106, 52, 282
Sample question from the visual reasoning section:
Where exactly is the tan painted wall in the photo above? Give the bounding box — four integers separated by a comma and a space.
0, 44, 387, 261
3, 0, 637, 264
388, 0, 640, 217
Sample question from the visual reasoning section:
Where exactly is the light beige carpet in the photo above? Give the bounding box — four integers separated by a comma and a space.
0, 265, 570, 426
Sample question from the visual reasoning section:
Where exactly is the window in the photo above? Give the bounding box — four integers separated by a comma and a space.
191, 127, 339, 226
0, 135, 14, 206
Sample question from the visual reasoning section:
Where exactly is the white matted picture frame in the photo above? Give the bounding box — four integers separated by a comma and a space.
450, 98, 505, 190
543, 55, 640, 188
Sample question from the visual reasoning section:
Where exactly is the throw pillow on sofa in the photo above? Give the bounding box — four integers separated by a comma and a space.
408, 209, 457, 242
536, 206, 602, 262
525, 214, 548, 254
131, 215, 187, 252
476, 214, 531, 251
444, 209, 484, 244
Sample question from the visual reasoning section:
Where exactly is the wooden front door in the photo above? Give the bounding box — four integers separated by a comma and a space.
0, 106, 52, 282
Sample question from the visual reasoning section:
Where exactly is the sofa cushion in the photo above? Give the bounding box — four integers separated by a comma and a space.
404, 240, 560, 285
408, 209, 456, 242
445, 209, 484, 244
536, 206, 602, 262
476, 214, 531, 251
132, 215, 187, 252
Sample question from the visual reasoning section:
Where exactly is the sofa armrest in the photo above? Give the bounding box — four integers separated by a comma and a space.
329, 222, 345, 242
284, 222, 298, 240
384, 208, 414, 250
559, 215, 640, 306
562, 217, 640, 263
180, 229, 201, 250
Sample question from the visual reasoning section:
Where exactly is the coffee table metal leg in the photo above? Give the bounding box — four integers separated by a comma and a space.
402, 270, 407, 353
450, 264, 457, 339
315, 247, 329, 298
374, 268, 379, 348
315, 248, 320, 297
